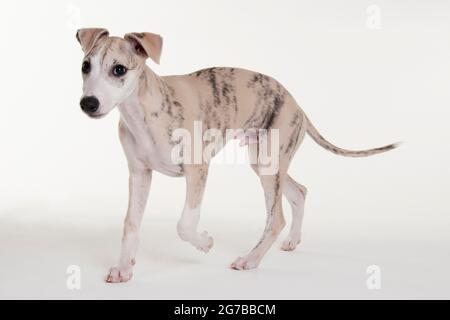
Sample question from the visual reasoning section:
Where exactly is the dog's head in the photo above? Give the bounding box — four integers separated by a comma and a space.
76, 28, 163, 118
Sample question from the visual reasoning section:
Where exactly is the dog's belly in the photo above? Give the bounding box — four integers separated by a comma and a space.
134, 140, 184, 177
152, 163, 183, 177
145, 151, 184, 177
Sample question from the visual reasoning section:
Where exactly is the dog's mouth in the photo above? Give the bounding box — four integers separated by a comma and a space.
88, 113, 107, 119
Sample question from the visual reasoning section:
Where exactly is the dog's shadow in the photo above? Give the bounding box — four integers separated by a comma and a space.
0, 207, 206, 275
0, 207, 361, 279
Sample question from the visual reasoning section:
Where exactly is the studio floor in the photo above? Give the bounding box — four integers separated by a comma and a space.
1, 208, 448, 300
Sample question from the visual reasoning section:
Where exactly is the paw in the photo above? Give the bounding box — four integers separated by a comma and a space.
105, 266, 133, 283
195, 231, 214, 253
281, 237, 301, 252
230, 256, 259, 271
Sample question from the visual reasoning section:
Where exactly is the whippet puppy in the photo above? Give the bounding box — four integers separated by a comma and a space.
76, 28, 398, 283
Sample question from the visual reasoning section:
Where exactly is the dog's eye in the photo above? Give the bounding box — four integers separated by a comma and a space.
112, 65, 127, 77
81, 61, 91, 74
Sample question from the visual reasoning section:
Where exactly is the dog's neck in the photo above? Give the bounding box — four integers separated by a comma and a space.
118, 66, 165, 135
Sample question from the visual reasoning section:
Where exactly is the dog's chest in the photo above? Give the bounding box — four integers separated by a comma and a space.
118, 107, 183, 177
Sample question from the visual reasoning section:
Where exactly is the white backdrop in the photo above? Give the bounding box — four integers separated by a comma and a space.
0, 0, 449, 299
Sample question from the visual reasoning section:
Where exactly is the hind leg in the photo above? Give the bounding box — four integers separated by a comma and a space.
231, 95, 307, 269
281, 175, 307, 251
231, 171, 286, 270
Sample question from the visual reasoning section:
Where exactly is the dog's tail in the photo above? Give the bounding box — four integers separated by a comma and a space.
305, 116, 400, 158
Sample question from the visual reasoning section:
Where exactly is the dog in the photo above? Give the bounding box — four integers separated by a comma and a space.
76, 28, 398, 283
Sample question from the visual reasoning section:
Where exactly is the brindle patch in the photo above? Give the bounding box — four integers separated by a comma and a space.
154, 79, 185, 146
289, 110, 302, 128
244, 74, 286, 130
192, 68, 238, 133
285, 121, 303, 156
284, 111, 303, 155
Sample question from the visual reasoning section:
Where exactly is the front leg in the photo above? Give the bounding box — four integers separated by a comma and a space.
177, 165, 213, 253
106, 168, 152, 283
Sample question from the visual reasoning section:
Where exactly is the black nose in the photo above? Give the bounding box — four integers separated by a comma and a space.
80, 96, 99, 113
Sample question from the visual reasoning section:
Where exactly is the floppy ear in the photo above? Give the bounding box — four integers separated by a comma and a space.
124, 32, 163, 64
76, 28, 109, 54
